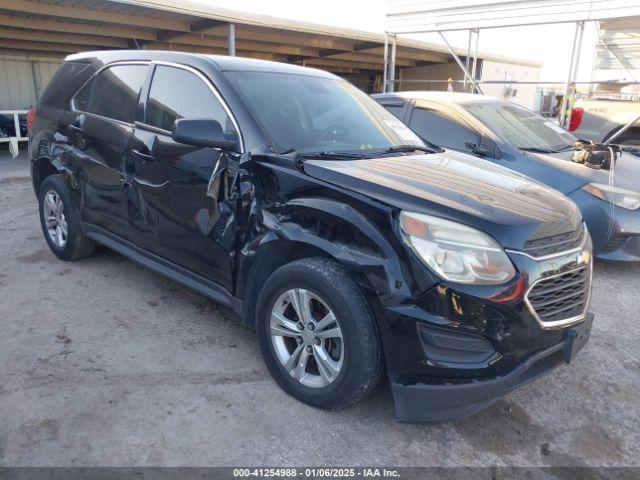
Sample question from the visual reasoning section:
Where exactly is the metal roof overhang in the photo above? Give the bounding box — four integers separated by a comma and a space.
597, 17, 640, 78
0, 0, 480, 75
386, 0, 640, 33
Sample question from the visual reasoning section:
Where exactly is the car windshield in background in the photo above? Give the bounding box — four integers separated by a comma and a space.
224, 71, 424, 155
465, 102, 578, 152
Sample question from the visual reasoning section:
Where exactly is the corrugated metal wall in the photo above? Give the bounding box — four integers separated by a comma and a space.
0, 56, 61, 110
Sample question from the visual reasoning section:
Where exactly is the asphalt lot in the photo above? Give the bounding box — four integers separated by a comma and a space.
1, 158, 639, 467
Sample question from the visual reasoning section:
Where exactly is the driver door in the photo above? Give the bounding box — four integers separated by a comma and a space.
127, 64, 241, 290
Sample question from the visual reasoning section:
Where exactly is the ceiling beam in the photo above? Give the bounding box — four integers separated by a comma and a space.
156, 18, 228, 43
0, 48, 67, 60
318, 48, 348, 57
190, 18, 229, 33
147, 42, 289, 62
0, 27, 129, 48
0, 38, 107, 53
320, 50, 415, 67
357, 45, 450, 63
0, 13, 158, 41
228, 25, 357, 51
0, 0, 190, 32
156, 33, 319, 57
353, 41, 380, 51
301, 57, 382, 71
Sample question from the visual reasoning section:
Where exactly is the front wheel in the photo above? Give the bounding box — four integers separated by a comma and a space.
256, 258, 383, 410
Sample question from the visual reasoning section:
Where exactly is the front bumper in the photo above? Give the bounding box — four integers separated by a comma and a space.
391, 313, 593, 422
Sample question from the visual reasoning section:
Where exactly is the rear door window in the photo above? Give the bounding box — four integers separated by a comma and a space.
409, 107, 479, 151
145, 65, 236, 139
87, 64, 147, 123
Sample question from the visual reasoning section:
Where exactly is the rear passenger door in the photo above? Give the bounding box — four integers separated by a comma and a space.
68, 63, 148, 240
128, 63, 241, 289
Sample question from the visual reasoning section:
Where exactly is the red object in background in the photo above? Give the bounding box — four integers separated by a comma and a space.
568, 107, 584, 132
26, 107, 35, 133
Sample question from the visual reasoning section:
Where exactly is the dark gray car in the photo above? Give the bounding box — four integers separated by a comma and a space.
374, 92, 640, 261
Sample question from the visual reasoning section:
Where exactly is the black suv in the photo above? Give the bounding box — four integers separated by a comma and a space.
29, 51, 594, 422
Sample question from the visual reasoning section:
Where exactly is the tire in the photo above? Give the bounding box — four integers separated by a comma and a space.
38, 174, 95, 261
256, 257, 383, 410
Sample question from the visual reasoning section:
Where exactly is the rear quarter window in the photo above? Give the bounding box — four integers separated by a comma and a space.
39, 62, 94, 109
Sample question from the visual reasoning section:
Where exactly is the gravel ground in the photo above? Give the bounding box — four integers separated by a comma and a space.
0, 174, 639, 468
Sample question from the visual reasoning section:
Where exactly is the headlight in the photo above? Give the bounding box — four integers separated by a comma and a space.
583, 183, 640, 211
399, 212, 516, 285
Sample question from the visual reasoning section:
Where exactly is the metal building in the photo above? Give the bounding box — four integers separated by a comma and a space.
0, 0, 541, 110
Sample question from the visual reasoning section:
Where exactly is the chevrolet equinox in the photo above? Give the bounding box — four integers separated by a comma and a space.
29, 51, 594, 422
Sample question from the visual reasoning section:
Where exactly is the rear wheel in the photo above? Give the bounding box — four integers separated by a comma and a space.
256, 258, 383, 410
38, 174, 94, 261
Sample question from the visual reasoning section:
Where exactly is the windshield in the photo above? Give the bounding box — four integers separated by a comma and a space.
465, 102, 578, 151
224, 71, 424, 154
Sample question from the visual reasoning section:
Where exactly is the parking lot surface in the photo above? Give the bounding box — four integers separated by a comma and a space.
1, 172, 639, 467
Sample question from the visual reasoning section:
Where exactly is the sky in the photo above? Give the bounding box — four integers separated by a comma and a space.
189, 0, 608, 83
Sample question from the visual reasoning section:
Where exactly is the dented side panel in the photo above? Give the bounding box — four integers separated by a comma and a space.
127, 125, 239, 290
233, 157, 440, 310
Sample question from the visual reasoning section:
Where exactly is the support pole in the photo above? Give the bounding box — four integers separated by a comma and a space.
573, 21, 585, 83
387, 34, 397, 92
383, 32, 389, 92
227, 23, 236, 56
464, 29, 472, 90
439, 31, 484, 95
588, 21, 601, 98
472, 29, 480, 93
559, 22, 583, 128
13, 113, 21, 139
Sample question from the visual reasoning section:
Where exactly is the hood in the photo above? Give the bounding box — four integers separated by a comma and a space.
304, 150, 582, 250
528, 149, 640, 193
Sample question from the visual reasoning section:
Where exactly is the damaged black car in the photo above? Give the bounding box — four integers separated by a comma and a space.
29, 51, 594, 422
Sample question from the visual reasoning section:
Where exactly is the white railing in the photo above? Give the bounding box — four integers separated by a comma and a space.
0, 110, 28, 157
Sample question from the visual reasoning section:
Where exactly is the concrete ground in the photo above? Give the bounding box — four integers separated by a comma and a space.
0, 156, 639, 467
0, 149, 28, 180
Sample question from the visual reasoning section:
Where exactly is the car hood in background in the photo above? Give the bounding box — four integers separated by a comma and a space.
304, 150, 582, 250
528, 149, 640, 193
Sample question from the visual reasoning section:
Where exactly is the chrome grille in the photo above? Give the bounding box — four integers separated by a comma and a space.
526, 265, 591, 327
523, 228, 584, 258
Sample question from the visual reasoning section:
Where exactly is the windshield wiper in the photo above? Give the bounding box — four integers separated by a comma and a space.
297, 151, 369, 160
520, 146, 556, 153
553, 143, 578, 152
381, 144, 439, 155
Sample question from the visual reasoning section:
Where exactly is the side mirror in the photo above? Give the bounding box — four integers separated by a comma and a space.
172, 118, 238, 151
465, 135, 501, 159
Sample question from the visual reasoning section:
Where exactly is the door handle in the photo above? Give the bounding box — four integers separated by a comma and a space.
131, 149, 155, 163
68, 124, 83, 133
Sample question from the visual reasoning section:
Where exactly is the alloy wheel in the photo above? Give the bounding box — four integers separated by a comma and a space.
270, 288, 344, 388
43, 190, 68, 248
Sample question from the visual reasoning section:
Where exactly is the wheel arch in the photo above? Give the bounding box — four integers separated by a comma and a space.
31, 156, 58, 195
237, 197, 410, 329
